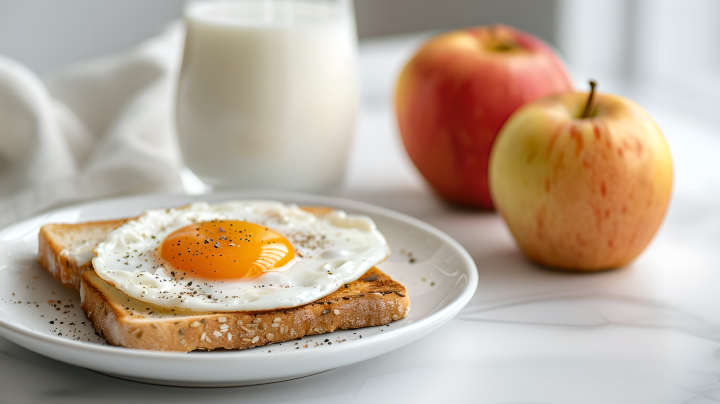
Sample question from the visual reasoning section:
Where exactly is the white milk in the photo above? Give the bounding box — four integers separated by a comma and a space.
177, 0, 358, 192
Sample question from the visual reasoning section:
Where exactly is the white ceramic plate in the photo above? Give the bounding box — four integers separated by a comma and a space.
0, 190, 477, 387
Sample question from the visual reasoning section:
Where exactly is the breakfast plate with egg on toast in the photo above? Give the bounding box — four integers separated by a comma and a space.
0, 190, 477, 387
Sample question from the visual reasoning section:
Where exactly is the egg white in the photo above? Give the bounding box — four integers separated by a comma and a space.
92, 201, 389, 312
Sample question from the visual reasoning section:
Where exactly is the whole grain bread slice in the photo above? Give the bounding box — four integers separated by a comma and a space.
81, 268, 409, 352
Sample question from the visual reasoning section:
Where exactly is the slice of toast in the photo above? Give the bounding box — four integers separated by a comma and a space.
81, 267, 409, 352
39, 206, 410, 352
38, 219, 130, 290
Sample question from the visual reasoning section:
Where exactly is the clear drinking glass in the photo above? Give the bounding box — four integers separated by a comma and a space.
176, 0, 358, 193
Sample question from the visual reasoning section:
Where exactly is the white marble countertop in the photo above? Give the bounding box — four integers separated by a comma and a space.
2, 34, 720, 403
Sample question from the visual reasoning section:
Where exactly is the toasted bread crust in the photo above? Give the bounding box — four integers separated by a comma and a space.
38, 219, 129, 290
81, 268, 409, 352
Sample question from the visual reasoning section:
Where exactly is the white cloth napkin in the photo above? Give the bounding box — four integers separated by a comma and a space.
0, 24, 185, 227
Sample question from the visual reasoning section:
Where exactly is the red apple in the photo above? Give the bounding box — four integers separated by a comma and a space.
395, 25, 572, 209
488, 82, 674, 270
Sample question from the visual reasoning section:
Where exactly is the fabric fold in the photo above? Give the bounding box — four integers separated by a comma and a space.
0, 23, 185, 227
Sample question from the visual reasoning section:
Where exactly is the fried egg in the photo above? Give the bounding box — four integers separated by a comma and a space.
92, 201, 389, 312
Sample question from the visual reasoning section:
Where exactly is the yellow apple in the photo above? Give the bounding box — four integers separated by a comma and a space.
488, 84, 673, 270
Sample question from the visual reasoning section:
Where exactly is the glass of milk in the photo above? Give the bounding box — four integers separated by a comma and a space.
177, 0, 358, 193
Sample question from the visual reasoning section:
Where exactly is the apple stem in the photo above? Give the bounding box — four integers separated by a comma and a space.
581, 80, 597, 119
486, 25, 519, 52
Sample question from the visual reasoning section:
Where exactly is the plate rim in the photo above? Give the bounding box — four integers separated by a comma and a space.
0, 190, 478, 366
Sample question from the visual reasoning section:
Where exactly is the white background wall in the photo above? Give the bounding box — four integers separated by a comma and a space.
0, 0, 560, 74
0, 0, 184, 74
557, 0, 720, 124
0, 0, 717, 122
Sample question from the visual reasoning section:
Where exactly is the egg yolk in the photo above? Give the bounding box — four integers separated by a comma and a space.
159, 220, 295, 280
